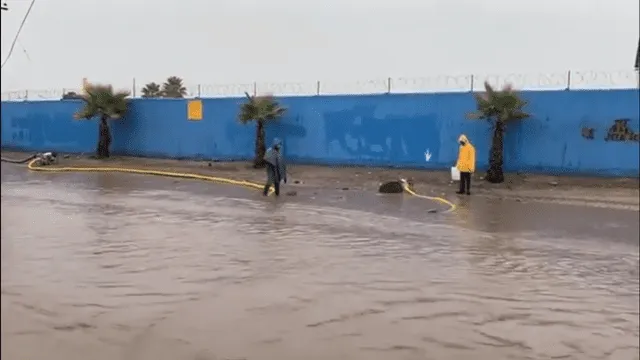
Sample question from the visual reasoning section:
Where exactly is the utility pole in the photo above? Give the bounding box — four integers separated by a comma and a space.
635, 38, 639, 88
635, 38, 639, 71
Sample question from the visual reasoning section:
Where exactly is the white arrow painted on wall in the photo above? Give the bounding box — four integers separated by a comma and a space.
424, 149, 432, 162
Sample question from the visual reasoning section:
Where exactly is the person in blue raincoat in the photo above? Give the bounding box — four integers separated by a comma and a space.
263, 138, 287, 196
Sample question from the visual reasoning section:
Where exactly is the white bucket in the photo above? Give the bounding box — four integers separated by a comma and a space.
450, 167, 460, 181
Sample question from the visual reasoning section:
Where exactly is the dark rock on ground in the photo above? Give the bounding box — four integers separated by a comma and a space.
379, 181, 405, 194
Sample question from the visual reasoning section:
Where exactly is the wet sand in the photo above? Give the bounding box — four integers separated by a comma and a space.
1, 159, 639, 360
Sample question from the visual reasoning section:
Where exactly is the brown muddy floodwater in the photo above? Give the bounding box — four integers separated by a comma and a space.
1, 164, 639, 360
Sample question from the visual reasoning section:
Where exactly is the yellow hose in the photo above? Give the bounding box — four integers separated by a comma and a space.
403, 185, 457, 213
27, 159, 273, 194
26, 159, 456, 212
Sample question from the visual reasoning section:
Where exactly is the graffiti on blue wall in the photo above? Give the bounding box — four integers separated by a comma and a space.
581, 118, 640, 142
605, 119, 639, 142
2, 89, 639, 177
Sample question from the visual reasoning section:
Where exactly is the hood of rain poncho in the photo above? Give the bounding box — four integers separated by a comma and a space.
455, 133, 476, 173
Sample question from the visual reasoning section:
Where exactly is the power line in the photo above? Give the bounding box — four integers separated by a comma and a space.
18, 39, 31, 61
1, 0, 36, 69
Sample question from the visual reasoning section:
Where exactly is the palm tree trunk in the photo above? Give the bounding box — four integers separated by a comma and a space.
253, 120, 266, 168
486, 121, 505, 183
97, 115, 112, 159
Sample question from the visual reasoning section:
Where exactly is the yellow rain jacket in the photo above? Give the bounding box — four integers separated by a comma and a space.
456, 134, 476, 173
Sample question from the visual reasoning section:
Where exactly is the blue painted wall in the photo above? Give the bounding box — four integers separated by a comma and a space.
2, 90, 639, 176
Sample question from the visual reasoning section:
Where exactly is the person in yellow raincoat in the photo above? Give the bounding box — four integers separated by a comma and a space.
455, 134, 476, 195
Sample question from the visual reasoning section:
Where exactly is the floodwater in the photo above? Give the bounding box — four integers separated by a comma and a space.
1, 163, 639, 360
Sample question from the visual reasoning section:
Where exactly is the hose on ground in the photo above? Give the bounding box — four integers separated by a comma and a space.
26, 157, 273, 193
402, 185, 457, 213
5, 151, 457, 211
1, 154, 37, 164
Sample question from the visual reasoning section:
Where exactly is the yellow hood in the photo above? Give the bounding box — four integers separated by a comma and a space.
458, 134, 470, 144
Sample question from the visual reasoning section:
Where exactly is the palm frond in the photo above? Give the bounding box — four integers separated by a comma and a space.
74, 82, 130, 120
165, 76, 183, 85
238, 93, 286, 124
466, 110, 486, 120
162, 76, 187, 98
468, 81, 530, 124
141, 82, 162, 98
238, 103, 258, 124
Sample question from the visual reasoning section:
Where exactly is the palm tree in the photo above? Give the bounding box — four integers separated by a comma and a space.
74, 82, 130, 159
141, 82, 162, 98
467, 82, 530, 184
162, 76, 187, 98
238, 92, 287, 168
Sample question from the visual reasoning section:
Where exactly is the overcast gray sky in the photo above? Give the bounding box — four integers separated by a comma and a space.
1, 0, 638, 94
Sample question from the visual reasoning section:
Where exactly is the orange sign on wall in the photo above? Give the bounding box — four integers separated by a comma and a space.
187, 100, 203, 121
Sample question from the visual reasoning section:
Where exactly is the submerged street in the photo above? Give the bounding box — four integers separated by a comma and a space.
1, 163, 638, 360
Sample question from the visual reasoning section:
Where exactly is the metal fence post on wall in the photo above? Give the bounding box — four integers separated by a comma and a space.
469, 74, 475, 92
387, 77, 392, 94
24, 90, 28, 100
316, 81, 321, 96
566, 71, 571, 91
253, 82, 257, 97
197, 84, 202, 98
132, 78, 137, 98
